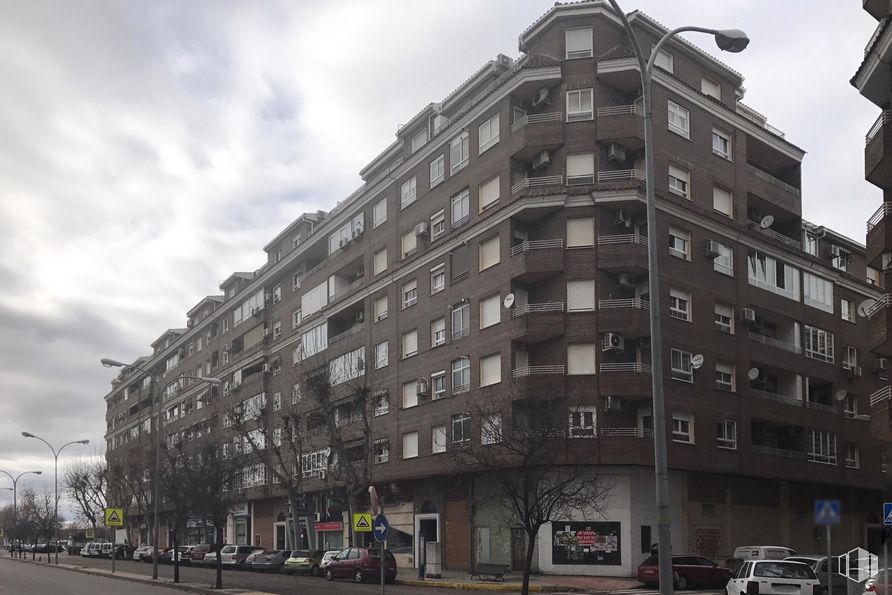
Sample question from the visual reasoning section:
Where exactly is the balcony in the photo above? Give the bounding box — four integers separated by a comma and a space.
597, 234, 648, 272
596, 105, 644, 151
855, 18, 892, 107
751, 444, 806, 460
509, 239, 564, 282
867, 111, 892, 188
864, 0, 892, 20
511, 174, 563, 196
507, 302, 565, 343
748, 330, 801, 355
867, 202, 892, 268
598, 426, 653, 439
328, 323, 364, 346
750, 388, 802, 408
597, 169, 646, 192
511, 365, 565, 378
598, 362, 652, 400
596, 56, 640, 92
870, 386, 892, 442
745, 163, 801, 214
508, 112, 564, 160
867, 294, 892, 354
598, 298, 650, 338
746, 219, 801, 250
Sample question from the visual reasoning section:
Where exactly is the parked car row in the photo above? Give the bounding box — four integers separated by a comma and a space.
80, 542, 131, 559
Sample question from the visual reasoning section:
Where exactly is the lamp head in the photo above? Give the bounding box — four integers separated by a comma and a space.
21, 432, 34, 438
200, 377, 223, 385
714, 29, 749, 53
32, 471, 42, 475
77, 440, 90, 445
100, 358, 125, 368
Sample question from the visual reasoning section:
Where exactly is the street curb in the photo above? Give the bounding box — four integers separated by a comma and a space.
394, 578, 591, 592
0, 555, 278, 595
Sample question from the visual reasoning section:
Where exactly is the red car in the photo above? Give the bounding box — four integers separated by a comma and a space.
638, 554, 734, 590
190, 543, 218, 562
323, 547, 397, 584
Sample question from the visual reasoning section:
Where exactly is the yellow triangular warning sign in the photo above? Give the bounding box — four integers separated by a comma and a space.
107, 510, 121, 523
104, 507, 124, 526
356, 516, 370, 528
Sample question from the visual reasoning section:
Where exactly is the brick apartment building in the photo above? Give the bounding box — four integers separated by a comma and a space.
104, 1, 888, 577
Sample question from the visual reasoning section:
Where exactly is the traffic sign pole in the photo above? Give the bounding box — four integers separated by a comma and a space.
380, 503, 385, 595
826, 525, 832, 595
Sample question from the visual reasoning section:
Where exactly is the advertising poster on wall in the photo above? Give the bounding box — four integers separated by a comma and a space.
552, 521, 622, 565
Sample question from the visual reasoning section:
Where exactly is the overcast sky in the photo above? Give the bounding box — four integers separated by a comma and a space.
0, 0, 881, 516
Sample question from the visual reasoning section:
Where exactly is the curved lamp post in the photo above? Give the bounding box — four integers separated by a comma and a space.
0, 470, 42, 555
605, 3, 748, 594
21, 433, 88, 564
101, 357, 221, 580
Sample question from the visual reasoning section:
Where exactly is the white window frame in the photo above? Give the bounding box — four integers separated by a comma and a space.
431, 317, 446, 347
701, 77, 721, 100
478, 176, 500, 212
401, 329, 418, 359
714, 303, 734, 334
452, 413, 471, 444
374, 438, 389, 464
401, 229, 417, 259
567, 279, 595, 312
566, 153, 595, 186
669, 227, 690, 260
653, 47, 673, 73
451, 357, 470, 393
451, 189, 470, 228
431, 210, 446, 238
373, 197, 387, 227
451, 302, 470, 340
668, 100, 690, 138
669, 288, 691, 321
717, 419, 737, 450
713, 186, 733, 218
478, 112, 500, 154
402, 431, 419, 459
478, 235, 500, 271
432, 371, 446, 400
411, 129, 427, 153
804, 325, 835, 363
668, 165, 690, 199
432, 424, 447, 453
565, 26, 593, 59
803, 272, 834, 314
430, 264, 446, 294
373, 247, 388, 275
807, 429, 837, 465
569, 406, 596, 438
841, 298, 855, 323
712, 128, 732, 160
715, 362, 736, 392
567, 217, 595, 247
567, 343, 597, 375
479, 294, 501, 329
481, 414, 502, 445
401, 176, 417, 209
402, 279, 417, 308
374, 341, 388, 369
670, 348, 693, 382
479, 353, 502, 387
450, 131, 470, 173
845, 444, 860, 469
672, 412, 694, 444
566, 89, 593, 122
429, 155, 445, 189
713, 242, 734, 276
373, 295, 388, 322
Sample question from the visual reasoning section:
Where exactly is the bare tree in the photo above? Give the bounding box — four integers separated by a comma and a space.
18, 488, 62, 559
63, 458, 108, 530
454, 385, 611, 595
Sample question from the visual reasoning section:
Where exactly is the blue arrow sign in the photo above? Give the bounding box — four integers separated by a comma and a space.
883, 503, 892, 526
373, 514, 389, 543
815, 500, 841, 526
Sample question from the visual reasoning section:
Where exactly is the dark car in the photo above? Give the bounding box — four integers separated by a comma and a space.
251, 549, 292, 572
638, 554, 734, 590
190, 543, 218, 563
323, 547, 397, 584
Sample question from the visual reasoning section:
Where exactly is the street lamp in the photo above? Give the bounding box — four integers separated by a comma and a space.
20, 433, 88, 564
605, 4, 748, 595
0, 470, 42, 556
101, 357, 221, 579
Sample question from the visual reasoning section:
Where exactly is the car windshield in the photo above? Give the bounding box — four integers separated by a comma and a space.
293, 550, 309, 557
754, 562, 817, 579
221, 546, 236, 553
786, 557, 818, 570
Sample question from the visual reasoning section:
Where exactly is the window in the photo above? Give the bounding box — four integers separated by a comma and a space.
714, 303, 734, 334
569, 406, 596, 438
430, 264, 445, 294
478, 112, 500, 154
567, 217, 595, 247
567, 343, 596, 375
481, 415, 502, 445
840, 297, 854, 323
567, 153, 595, 185
654, 48, 673, 73
401, 329, 418, 359
400, 177, 417, 209
713, 242, 734, 276
701, 78, 721, 100
411, 129, 427, 153
402, 431, 419, 459
565, 27, 593, 59
452, 357, 470, 393
480, 353, 502, 387
452, 413, 471, 444
329, 346, 365, 386
374, 391, 389, 416
566, 89, 593, 122
401, 229, 417, 259
804, 325, 834, 363
301, 281, 328, 317
402, 381, 418, 409
747, 251, 800, 300
715, 362, 736, 391
845, 444, 860, 469
479, 235, 500, 271
479, 176, 500, 212
450, 132, 469, 173
402, 280, 417, 308
451, 189, 470, 228
669, 227, 690, 260
431, 318, 446, 347
480, 294, 501, 329
670, 348, 693, 382
844, 345, 859, 369
431, 210, 446, 238
668, 165, 690, 199
844, 395, 859, 418
296, 322, 327, 361
807, 429, 837, 464
804, 232, 819, 256
712, 128, 732, 160
667, 101, 690, 138
272, 285, 282, 304
831, 245, 851, 272
374, 341, 388, 369
432, 372, 446, 399
803, 272, 833, 313
452, 302, 470, 340
717, 420, 737, 449
373, 197, 387, 227
291, 383, 302, 405
567, 280, 595, 312
292, 271, 303, 291
713, 187, 733, 217
368, 437, 390, 465
373, 248, 388, 275
273, 321, 282, 340
672, 412, 694, 444
432, 424, 447, 453
429, 155, 445, 188
374, 295, 388, 321
669, 288, 691, 321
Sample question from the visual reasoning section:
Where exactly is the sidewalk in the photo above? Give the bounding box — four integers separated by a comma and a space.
395, 566, 644, 593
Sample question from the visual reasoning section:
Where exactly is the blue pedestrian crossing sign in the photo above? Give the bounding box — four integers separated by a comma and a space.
883, 503, 892, 526
373, 514, 389, 543
815, 499, 841, 526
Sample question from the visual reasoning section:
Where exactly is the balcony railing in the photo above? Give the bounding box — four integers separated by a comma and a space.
451, 327, 470, 341
805, 401, 837, 414
329, 278, 362, 303
745, 163, 800, 197
870, 385, 892, 407
510, 238, 564, 256
511, 174, 563, 195
867, 111, 892, 144
752, 444, 805, 460
867, 202, 892, 232
511, 365, 565, 378
598, 297, 649, 310
305, 261, 326, 279
748, 331, 801, 354
750, 389, 802, 408
598, 427, 652, 439
510, 302, 565, 318
597, 169, 646, 183
598, 233, 648, 246
599, 362, 652, 374
596, 104, 644, 118
510, 111, 563, 133
746, 220, 801, 249
328, 323, 363, 346
867, 294, 892, 319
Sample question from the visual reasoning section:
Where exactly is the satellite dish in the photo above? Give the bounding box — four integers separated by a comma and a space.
747, 367, 761, 381
834, 389, 848, 402
504, 293, 516, 309
759, 215, 775, 229
691, 354, 704, 370
858, 298, 878, 318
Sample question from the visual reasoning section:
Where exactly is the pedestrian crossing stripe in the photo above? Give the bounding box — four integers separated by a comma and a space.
814, 499, 840, 525
884, 502, 892, 526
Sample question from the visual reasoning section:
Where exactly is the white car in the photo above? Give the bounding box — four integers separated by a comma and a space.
727, 560, 819, 595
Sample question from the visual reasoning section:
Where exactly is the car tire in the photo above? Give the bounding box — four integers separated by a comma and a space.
354, 569, 363, 583
325, 568, 334, 581
311, 565, 319, 577
674, 574, 688, 590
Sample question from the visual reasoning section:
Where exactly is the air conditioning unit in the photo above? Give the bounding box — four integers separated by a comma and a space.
704, 240, 721, 259
875, 358, 889, 372
416, 379, 430, 397
614, 210, 632, 228
739, 308, 756, 324
415, 221, 429, 237
604, 396, 621, 412
607, 143, 626, 163
602, 333, 625, 352
617, 272, 635, 288
262, 363, 272, 374
532, 86, 551, 107
355, 310, 365, 322
532, 150, 551, 170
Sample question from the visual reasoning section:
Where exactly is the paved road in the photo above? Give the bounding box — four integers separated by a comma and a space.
0, 557, 186, 595
6, 554, 471, 594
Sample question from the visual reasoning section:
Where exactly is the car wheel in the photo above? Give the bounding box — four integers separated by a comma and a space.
354, 569, 363, 583
674, 574, 688, 590
325, 568, 334, 581
311, 565, 319, 577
